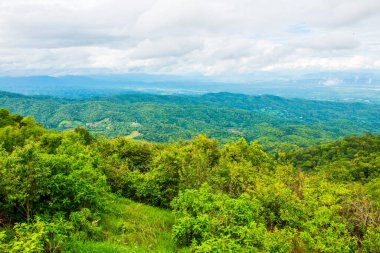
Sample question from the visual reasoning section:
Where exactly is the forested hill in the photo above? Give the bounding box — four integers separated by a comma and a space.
1, 90, 380, 151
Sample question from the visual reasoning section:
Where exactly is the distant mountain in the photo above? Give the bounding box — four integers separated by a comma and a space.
0, 71, 379, 102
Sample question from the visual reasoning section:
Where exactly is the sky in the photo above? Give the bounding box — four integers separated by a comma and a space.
0, 0, 380, 76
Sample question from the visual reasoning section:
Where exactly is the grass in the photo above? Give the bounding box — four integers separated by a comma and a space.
126, 131, 142, 139
63, 197, 189, 253
58, 120, 83, 129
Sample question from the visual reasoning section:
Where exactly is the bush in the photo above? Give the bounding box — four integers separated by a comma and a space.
0, 216, 73, 253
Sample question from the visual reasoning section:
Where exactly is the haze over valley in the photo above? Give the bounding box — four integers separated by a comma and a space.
0, 72, 379, 103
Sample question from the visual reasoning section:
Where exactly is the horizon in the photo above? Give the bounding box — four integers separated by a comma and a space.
1, 72, 380, 103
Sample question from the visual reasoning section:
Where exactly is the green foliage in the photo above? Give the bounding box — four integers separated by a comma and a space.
69, 208, 102, 240
287, 135, 380, 182
0, 140, 109, 221
0, 111, 110, 251
177, 135, 219, 190
2, 91, 380, 152
362, 226, 380, 253
214, 138, 271, 196
0, 216, 73, 253
1, 109, 380, 252
0, 112, 44, 152
170, 135, 380, 252
74, 127, 94, 145
0, 108, 23, 128
2, 219, 47, 253
300, 206, 357, 252
172, 184, 296, 252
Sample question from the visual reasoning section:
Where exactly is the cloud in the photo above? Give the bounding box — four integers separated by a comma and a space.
322, 79, 342, 86
262, 56, 374, 71
0, 0, 379, 75
311, 0, 380, 27
130, 37, 203, 59
290, 32, 360, 52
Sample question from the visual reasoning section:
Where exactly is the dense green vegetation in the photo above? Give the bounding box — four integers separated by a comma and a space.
1, 91, 380, 152
0, 108, 379, 252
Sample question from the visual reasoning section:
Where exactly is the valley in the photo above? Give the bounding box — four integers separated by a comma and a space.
1, 91, 379, 152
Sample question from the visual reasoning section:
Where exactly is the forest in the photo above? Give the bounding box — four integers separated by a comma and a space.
0, 108, 379, 252
1, 91, 380, 153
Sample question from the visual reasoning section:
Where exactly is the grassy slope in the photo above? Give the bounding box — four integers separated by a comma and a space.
64, 198, 188, 253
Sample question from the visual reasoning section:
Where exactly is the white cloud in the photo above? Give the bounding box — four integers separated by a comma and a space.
0, 0, 379, 75
262, 56, 374, 71
130, 37, 203, 59
293, 32, 360, 51
323, 79, 341, 87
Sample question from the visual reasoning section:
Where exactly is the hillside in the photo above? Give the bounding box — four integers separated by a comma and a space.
0, 109, 379, 252
1, 91, 379, 151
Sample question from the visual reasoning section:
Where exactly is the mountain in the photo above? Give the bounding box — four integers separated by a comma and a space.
1, 91, 379, 151
0, 71, 380, 102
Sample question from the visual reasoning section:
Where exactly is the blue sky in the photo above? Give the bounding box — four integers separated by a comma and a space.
0, 0, 380, 76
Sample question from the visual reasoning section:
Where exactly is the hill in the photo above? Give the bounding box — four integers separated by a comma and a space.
1, 91, 380, 151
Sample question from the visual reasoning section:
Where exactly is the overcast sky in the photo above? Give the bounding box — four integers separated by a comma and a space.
0, 0, 380, 76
